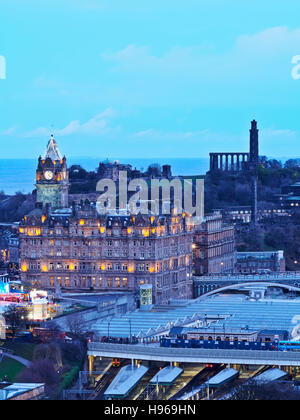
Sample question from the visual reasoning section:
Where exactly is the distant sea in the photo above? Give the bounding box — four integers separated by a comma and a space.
0, 158, 209, 195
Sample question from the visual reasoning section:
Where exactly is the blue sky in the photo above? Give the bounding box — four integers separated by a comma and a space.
1, 0, 300, 159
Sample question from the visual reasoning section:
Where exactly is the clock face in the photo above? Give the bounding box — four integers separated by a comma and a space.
44, 170, 54, 180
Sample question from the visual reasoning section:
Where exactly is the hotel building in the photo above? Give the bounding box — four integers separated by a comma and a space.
19, 137, 194, 304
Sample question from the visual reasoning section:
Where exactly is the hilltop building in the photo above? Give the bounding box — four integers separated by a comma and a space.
209, 120, 259, 224
209, 120, 259, 172
276, 182, 300, 210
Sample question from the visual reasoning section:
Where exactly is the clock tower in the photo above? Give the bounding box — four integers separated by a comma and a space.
36, 135, 69, 209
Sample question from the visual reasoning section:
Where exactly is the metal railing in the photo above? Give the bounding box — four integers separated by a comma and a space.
88, 342, 300, 365
194, 272, 300, 283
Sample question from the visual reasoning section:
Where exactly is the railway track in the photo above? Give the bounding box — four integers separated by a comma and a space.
170, 364, 223, 400
89, 360, 128, 400
127, 367, 160, 400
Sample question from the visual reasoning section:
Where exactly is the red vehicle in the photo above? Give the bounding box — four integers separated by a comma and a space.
0, 293, 25, 303
32, 328, 66, 343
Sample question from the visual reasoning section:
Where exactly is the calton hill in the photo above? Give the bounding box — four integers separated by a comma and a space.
205, 157, 300, 271
1, 158, 300, 270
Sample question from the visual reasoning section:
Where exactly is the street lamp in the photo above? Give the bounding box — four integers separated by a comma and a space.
107, 319, 112, 342
129, 319, 132, 344
125, 318, 132, 343
220, 261, 224, 273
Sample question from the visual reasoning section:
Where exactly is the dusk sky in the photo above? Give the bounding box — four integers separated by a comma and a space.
1, 0, 300, 159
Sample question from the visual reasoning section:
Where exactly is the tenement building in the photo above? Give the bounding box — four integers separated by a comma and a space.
236, 251, 286, 274
193, 212, 236, 276
19, 137, 194, 304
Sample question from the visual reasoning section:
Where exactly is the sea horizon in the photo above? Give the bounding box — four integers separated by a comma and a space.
0, 155, 294, 196
0, 157, 210, 195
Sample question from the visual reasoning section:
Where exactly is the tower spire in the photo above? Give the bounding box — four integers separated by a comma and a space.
249, 120, 259, 164
44, 134, 62, 161
249, 120, 259, 226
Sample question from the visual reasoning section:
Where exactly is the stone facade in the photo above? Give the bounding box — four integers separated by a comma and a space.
36, 135, 69, 209
0, 229, 19, 266
236, 251, 286, 274
19, 137, 196, 304
19, 204, 194, 305
209, 120, 259, 173
193, 212, 236, 276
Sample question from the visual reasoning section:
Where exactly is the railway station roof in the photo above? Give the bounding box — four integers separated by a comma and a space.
0, 383, 45, 400
206, 368, 238, 387
90, 294, 300, 340
104, 364, 148, 398
254, 368, 288, 383
149, 366, 183, 386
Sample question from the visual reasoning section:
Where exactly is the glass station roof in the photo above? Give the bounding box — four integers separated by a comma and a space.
90, 293, 300, 339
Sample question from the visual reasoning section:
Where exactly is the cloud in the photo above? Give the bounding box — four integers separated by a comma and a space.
0, 127, 17, 136
130, 128, 246, 156
99, 26, 300, 107
33, 76, 64, 89
261, 128, 297, 139
102, 27, 300, 77
259, 128, 299, 157
132, 128, 210, 141
129, 125, 300, 158
22, 108, 119, 138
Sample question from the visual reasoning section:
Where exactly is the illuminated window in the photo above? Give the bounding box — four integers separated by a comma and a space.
21, 264, 28, 272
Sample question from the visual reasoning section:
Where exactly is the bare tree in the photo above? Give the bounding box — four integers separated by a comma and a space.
66, 314, 86, 340
33, 343, 63, 368
229, 380, 300, 400
3, 305, 28, 337
17, 359, 61, 398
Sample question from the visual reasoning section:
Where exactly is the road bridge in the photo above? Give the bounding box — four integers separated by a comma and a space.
193, 273, 300, 297
88, 342, 300, 367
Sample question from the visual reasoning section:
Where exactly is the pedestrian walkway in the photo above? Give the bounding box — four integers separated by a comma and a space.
3, 353, 30, 367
